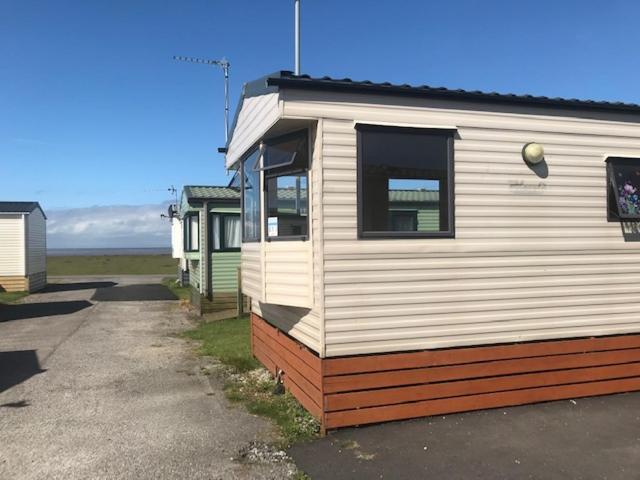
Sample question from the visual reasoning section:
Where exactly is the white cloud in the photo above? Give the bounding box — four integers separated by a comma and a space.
47, 203, 172, 248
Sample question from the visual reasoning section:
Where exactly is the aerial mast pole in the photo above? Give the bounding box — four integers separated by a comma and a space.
294, 0, 301, 75
173, 55, 230, 143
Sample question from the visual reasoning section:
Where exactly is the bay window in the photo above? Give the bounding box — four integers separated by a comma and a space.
356, 124, 454, 238
263, 130, 309, 239
242, 148, 261, 242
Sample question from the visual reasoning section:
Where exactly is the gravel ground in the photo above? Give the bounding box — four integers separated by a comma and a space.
0, 276, 294, 479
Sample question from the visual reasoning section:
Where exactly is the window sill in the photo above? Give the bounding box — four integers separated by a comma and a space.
266, 235, 308, 242
358, 231, 455, 239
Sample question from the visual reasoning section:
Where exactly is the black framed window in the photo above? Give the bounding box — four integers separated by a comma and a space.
210, 213, 241, 251
264, 130, 309, 239
241, 148, 261, 242
184, 213, 199, 252
607, 157, 640, 220
357, 124, 454, 238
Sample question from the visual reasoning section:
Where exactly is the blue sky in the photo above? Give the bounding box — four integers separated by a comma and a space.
3, 0, 640, 246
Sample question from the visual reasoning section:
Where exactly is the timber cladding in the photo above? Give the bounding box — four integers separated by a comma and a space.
251, 313, 640, 430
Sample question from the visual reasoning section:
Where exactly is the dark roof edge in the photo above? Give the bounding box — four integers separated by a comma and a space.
267, 72, 640, 115
0, 201, 46, 219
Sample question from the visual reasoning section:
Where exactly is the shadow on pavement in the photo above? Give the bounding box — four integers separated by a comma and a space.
0, 300, 93, 322
91, 284, 177, 302
41, 282, 117, 293
0, 350, 46, 393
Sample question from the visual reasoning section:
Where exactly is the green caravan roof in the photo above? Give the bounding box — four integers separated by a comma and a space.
183, 186, 240, 201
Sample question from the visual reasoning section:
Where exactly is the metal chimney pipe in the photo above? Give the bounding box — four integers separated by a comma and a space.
294, 0, 301, 75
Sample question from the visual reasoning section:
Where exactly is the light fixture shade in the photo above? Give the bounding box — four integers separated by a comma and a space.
522, 142, 545, 164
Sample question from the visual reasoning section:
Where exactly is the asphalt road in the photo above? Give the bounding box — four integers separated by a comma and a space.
0, 276, 291, 479
289, 388, 640, 480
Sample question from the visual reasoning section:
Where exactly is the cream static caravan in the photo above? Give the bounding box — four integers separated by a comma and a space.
225, 71, 640, 430
0, 201, 47, 293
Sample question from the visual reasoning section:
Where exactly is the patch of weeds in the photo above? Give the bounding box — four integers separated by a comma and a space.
292, 472, 311, 480
0, 291, 29, 304
161, 278, 191, 301
183, 316, 320, 445
225, 370, 320, 444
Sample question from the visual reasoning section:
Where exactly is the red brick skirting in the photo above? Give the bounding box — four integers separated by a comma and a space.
251, 313, 640, 430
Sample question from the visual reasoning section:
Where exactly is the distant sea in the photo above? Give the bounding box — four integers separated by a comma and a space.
48, 247, 171, 256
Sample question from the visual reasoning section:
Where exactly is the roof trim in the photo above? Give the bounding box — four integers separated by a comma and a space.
0, 201, 46, 219
267, 71, 640, 115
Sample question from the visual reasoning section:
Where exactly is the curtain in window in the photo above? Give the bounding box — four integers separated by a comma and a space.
212, 214, 221, 250
189, 215, 199, 251
224, 216, 241, 248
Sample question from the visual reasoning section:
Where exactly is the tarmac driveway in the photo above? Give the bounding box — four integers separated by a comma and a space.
290, 380, 640, 480
0, 276, 291, 479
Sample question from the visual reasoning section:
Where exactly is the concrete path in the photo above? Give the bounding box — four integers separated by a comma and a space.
0, 276, 291, 479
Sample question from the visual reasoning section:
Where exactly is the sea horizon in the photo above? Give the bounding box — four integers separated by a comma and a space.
47, 247, 172, 256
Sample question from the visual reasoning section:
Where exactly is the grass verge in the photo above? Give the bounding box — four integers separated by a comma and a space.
0, 291, 29, 304
183, 315, 320, 445
47, 254, 178, 275
162, 278, 191, 301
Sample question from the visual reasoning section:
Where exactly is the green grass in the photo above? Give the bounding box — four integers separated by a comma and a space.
183, 315, 259, 372
47, 254, 178, 275
0, 291, 29, 304
183, 315, 320, 444
162, 278, 192, 301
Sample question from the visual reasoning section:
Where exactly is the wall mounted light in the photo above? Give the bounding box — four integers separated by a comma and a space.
522, 142, 545, 164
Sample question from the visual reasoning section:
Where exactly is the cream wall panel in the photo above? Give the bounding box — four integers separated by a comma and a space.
226, 93, 280, 168
281, 91, 640, 357
241, 241, 263, 300
0, 215, 25, 276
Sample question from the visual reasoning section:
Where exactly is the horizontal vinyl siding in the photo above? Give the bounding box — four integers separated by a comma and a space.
188, 259, 201, 291
0, 215, 25, 276
211, 251, 240, 292
252, 299, 322, 354
241, 242, 263, 300
26, 209, 46, 275
226, 93, 280, 168
283, 92, 640, 357
264, 241, 313, 308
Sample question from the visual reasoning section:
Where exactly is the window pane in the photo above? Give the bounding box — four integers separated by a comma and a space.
263, 131, 308, 171
610, 159, 640, 217
360, 127, 451, 234
212, 214, 221, 250
242, 149, 261, 241
224, 215, 241, 248
189, 215, 199, 250
266, 174, 308, 237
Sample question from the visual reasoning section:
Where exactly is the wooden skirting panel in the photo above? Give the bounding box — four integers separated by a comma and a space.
251, 313, 323, 419
250, 314, 640, 430
0, 276, 27, 292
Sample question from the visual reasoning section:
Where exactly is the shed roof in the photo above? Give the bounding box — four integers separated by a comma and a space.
0, 201, 46, 219
183, 186, 240, 201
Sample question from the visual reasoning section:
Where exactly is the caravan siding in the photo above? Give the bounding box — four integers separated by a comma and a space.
284, 90, 640, 357
0, 215, 25, 277
226, 93, 281, 168
211, 251, 240, 292
26, 208, 46, 275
